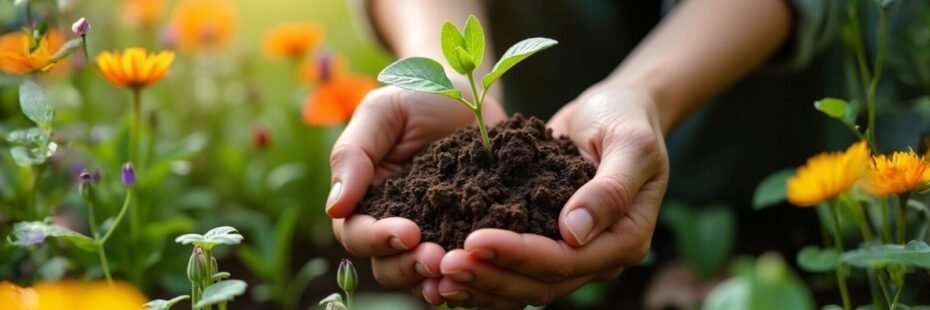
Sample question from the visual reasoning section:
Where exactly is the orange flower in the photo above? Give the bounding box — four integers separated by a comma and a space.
0, 280, 146, 310
787, 141, 870, 207
169, 0, 238, 51
0, 29, 66, 75
302, 75, 377, 125
862, 151, 930, 196
263, 22, 324, 60
297, 53, 347, 84
96, 48, 175, 89
119, 0, 166, 27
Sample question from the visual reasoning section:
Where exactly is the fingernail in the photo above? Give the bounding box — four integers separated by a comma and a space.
390, 237, 408, 250
325, 181, 342, 212
415, 261, 435, 277
440, 290, 470, 301
468, 248, 495, 260
566, 208, 594, 245
422, 289, 436, 304
447, 270, 474, 283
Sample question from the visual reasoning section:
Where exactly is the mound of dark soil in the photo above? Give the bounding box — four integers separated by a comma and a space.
357, 114, 595, 250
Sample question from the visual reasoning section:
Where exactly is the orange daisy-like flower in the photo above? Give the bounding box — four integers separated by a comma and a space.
169, 0, 238, 51
862, 151, 930, 196
787, 141, 870, 207
263, 22, 324, 60
0, 29, 66, 75
96, 48, 175, 89
119, 0, 166, 27
297, 53, 347, 84
0, 280, 146, 310
302, 75, 377, 125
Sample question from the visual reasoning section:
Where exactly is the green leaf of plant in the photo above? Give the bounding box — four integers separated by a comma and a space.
212, 271, 231, 281
319, 292, 343, 306
660, 202, 735, 279
455, 46, 475, 73
814, 98, 847, 119
144, 295, 190, 310
7, 127, 47, 145
50, 38, 83, 62
752, 168, 794, 210
841, 241, 930, 269
796, 245, 838, 272
440, 21, 467, 74
704, 254, 814, 310
8, 221, 95, 251
481, 38, 558, 90
378, 57, 462, 99
462, 15, 485, 69
195, 280, 247, 308
19, 79, 54, 125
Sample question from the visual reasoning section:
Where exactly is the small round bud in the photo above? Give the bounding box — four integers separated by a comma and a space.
337, 259, 357, 294
121, 163, 136, 186
187, 247, 208, 283
71, 17, 90, 36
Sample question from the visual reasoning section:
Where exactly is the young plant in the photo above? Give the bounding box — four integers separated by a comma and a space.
377, 15, 557, 157
145, 226, 247, 310
319, 258, 357, 310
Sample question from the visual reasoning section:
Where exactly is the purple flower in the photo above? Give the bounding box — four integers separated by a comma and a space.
71, 17, 90, 36
121, 163, 136, 186
77, 169, 101, 185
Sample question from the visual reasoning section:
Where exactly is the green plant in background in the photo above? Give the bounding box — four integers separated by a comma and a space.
319, 258, 358, 310
377, 15, 556, 156
704, 253, 815, 310
146, 226, 248, 310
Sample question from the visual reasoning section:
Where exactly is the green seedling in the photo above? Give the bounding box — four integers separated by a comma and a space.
377, 15, 557, 157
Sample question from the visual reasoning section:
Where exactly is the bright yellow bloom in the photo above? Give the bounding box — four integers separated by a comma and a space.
169, 0, 238, 51
0, 280, 146, 310
96, 48, 175, 89
263, 22, 324, 59
0, 30, 66, 75
787, 141, 870, 207
119, 0, 166, 27
862, 151, 930, 196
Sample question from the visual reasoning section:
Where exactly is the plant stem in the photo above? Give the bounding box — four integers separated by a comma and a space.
848, 0, 872, 96
98, 190, 132, 245
346, 291, 354, 310
897, 194, 909, 244
843, 195, 874, 243
97, 244, 112, 283
890, 279, 904, 310
465, 72, 492, 158
881, 197, 892, 244
876, 269, 893, 306
192, 280, 202, 310
866, 7, 888, 150
81, 36, 90, 64
85, 196, 113, 283
830, 200, 852, 310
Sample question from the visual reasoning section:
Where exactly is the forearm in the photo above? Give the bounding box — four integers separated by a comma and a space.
602, 0, 792, 134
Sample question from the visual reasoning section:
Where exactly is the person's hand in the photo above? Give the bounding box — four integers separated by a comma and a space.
434, 85, 669, 308
327, 85, 507, 304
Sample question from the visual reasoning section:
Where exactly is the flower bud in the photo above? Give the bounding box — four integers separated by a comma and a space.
121, 163, 136, 186
77, 169, 99, 201
71, 17, 90, 36
187, 247, 208, 283
318, 53, 332, 83
337, 259, 357, 294
252, 126, 270, 150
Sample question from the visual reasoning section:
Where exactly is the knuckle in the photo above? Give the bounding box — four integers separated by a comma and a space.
329, 143, 357, 167
598, 175, 634, 213
620, 241, 651, 266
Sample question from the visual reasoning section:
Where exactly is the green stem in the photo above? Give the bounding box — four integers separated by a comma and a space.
98, 190, 132, 245
881, 197, 892, 244
192, 280, 202, 310
890, 279, 904, 310
830, 200, 852, 310
848, 0, 872, 96
466, 72, 492, 158
346, 292, 354, 310
81, 36, 90, 64
897, 194, 909, 244
866, 7, 888, 150
876, 269, 893, 306
97, 244, 112, 283
843, 195, 874, 243
85, 197, 112, 283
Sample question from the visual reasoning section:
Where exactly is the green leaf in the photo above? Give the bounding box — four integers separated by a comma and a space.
455, 46, 475, 73
440, 21, 467, 74
9, 140, 56, 167
752, 168, 794, 210
704, 254, 814, 310
796, 245, 838, 272
814, 98, 847, 119
19, 80, 54, 125
8, 221, 96, 251
195, 280, 247, 308
319, 292, 343, 306
50, 38, 83, 62
175, 226, 243, 250
7, 127, 47, 145
660, 202, 735, 279
462, 15, 485, 69
841, 241, 930, 269
378, 57, 462, 99
481, 37, 557, 90
212, 271, 231, 281
144, 295, 190, 310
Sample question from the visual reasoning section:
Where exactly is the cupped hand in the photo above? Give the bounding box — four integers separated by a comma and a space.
327, 85, 507, 304
435, 86, 670, 308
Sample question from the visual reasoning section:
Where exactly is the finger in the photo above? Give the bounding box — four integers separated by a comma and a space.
332, 218, 344, 244
464, 228, 647, 282
327, 88, 404, 218
420, 277, 445, 306
441, 249, 591, 306
437, 277, 527, 309
341, 215, 420, 257
547, 102, 575, 137
559, 124, 662, 246
372, 242, 445, 288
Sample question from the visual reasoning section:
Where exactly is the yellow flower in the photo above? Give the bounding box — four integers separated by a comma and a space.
787, 141, 870, 207
862, 151, 930, 196
169, 0, 238, 51
0, 280, 146, 310
119, 0, 166, 27
263, 22, 324, 60
96, 48, 175, 89
0, 29, 66, 75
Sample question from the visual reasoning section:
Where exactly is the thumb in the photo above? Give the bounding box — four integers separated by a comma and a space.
558, 132, 659, 247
